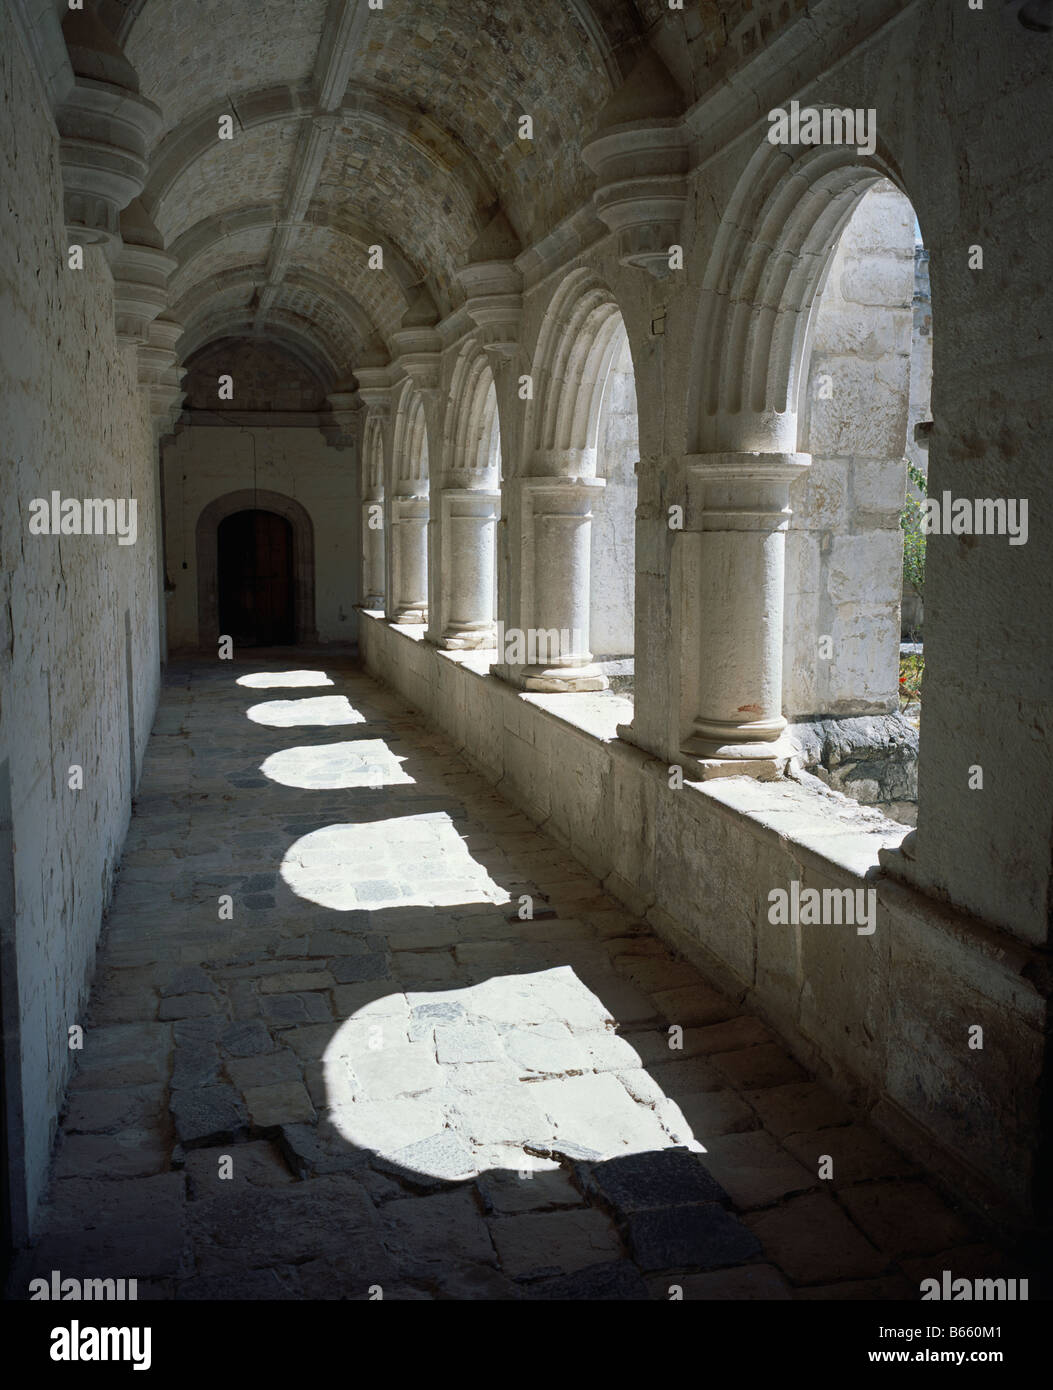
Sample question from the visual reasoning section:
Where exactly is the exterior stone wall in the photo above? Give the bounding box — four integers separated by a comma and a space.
0, 3, 161, 1236
589, 330, 638, 659
785, 181, 913, 721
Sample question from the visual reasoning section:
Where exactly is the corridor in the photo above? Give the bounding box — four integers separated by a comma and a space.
15, 659, 1020, 1301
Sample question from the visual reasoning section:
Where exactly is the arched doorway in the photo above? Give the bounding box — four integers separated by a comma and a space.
217, 510, 295, 646
196, 488, 317, 649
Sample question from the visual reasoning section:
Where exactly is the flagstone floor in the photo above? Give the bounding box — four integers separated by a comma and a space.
12, 657, 1026, 1300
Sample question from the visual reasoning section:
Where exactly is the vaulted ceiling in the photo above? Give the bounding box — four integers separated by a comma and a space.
94, 0, 646, 385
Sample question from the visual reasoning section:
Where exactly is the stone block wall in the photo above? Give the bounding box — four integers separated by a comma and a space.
162, 423, 360, 650
0, 4, 161, 1236
182, 338, 329, 413
589, 330, 638, 660
784, 181, 914, 720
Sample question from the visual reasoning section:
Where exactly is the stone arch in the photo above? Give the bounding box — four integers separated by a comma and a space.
196, 489, 317, 647
387, 382, 429, 623
436, 343, 502, 649
447, 345, 500, 484
521, 270, 640, 671
690, 135, 930, 822
172, 267, 379, 362
361, 414, 386, 609
529, 268, 634, 474
392, 383, 429, 490
364, 413, 386, 499
689, 137, 917, 454
179, 316, 339, 392
180, 336, 330, 414
781, 178, 928, 824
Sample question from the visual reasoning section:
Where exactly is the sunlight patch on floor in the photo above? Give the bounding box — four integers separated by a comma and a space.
281, 811, 511, 910
260, 739, 413, 790
323, 967, 700, 1179
246, 695, 366, 726
236, 670, 335, 688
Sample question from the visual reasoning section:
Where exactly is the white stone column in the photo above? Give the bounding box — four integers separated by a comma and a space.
354, 371, 395, 618
681, 452, 810, 774
350, 396, 387, 612
388, 301, 442, 629
453, 251, 524, 658
136, 313, 185, 672
391, 495, 429, 623
493, 474, 607, 691
361, 500, 385, 609
438, 488, 501, 648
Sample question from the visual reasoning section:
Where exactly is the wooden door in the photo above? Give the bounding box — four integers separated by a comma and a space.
217, 510, 295, 646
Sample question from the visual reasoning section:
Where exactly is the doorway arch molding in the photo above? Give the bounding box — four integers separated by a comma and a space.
196, 489, 318, 647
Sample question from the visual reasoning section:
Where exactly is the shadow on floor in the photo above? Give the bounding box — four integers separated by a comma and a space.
8, 655, 1037, 1301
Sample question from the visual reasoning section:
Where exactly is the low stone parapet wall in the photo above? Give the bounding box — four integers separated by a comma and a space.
360, 612, 1048, 1236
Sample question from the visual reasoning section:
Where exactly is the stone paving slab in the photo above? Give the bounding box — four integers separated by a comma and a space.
10, 657, 1029, 1303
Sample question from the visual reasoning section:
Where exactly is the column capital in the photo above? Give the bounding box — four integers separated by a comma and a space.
686, 451, 811, 478
519, 474, 606, 506
110, 201, 176, 362
56, 10, 162, 247
392, 283, 442, 390
581, 52, 689, 280
392, 337, 442, 392
684, 452, 811, 531
356, 368, 394, 418
457, 259, 523, 361
137, 314, 185, 431
439, 487, 501, 527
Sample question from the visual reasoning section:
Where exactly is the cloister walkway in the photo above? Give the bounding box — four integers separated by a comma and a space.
14, 658, 1021, 1300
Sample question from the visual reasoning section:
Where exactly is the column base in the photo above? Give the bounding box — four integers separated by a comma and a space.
390, 609, 427, 625
492, 661, 609, 693
680, 733, 795, 780
439, 626, 496, 651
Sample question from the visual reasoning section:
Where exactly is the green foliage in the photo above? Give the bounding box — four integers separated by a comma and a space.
899, 651, 924, 707
900, 459, 927, 599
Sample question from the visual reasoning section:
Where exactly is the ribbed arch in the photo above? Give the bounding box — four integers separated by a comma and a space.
177, 317, 338, 393
448, 347, 500, 483
392, 384, 428, 490
364, 414, 385, 498
529, 270, 635, 472
690, 137, 916, 452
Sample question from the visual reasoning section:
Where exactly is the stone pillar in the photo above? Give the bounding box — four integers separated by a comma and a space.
355, 362, 394, 616
325, 389, 366, 621
391, 495, 429, 623
390, 294, 442, 627
493, 471, 608, 691
455, 251, 608, 687
680, 452, 810, 775
437, 487, 501, 648
361, 498, 385, 609
136, 317, 186, 671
